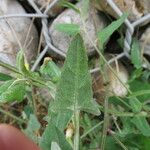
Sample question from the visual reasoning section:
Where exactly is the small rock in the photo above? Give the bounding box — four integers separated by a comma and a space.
34, 0, 67, 17
49, 0, 108, 55
93, 0, 150, 22
92, 56, 129, 104
0, 0, 38, 73
140, 27, 150, 57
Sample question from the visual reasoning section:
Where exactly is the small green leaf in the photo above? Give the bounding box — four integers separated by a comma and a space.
24, 114, 41, 142
0, 79, 26, 102
39, 123, 72, 150
129, 68, 143, 83
40, 57, 61, 83
50, 34, 100, 115
131, 117, 150, 137
0, 73, 12, 81
55, 23, 80, 35
60, 1, 80, 13
97, 13, 128, 50
131, 38, 142, 69
129, 97, 142, 113
16, 50, 29, 75
129, 80, 150, 103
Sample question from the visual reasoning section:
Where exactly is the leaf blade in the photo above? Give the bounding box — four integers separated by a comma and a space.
131, 117, 150, 137
97, 13, 128, 50
0, 73, 12, 81
55, 23, 80, 35
131, 38, 142, 69
50, 34, 100, 115
0, 79, 26, 102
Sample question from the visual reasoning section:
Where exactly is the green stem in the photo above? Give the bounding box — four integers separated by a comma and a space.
109, 130, 128, 150
100, 96, 109, 150
81, 121, 103, 139
31, 86, 38, 117
0, 60, 21, 75
73, 110, 80, 150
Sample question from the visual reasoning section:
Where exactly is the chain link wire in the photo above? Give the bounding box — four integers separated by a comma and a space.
107, 0, 150, 68
1, 0, 149, 71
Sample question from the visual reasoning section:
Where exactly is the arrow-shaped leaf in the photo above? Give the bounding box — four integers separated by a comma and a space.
50, 34, 100, 115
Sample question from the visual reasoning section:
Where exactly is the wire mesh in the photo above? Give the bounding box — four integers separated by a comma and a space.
1, 0, 149, 71
107, 0, 150, 68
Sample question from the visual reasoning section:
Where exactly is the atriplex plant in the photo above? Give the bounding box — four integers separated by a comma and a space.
0, 1, 150, 150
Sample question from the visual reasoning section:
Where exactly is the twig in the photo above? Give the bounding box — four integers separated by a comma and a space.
90, 52, 126, 74
0, 14, 48, 19
5, 19, 23, 51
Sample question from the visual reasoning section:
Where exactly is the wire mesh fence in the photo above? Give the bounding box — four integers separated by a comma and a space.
1, 0, 150, 72
107, 0, 150, 69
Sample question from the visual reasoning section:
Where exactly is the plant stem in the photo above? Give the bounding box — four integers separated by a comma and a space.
109, 130, 128, 150
73, 110, 80, 150
81, 121, 103, 139
0, 60, 21, 75
31, 86, 38, 117
100, 95, 109, 150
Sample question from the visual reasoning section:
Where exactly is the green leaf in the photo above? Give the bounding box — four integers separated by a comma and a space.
24, 114, 41, 142
39, 123, 72, 150
0, 73, 12, 81
0, 79, 26, 102
131, 117, 150, 137
49, 112, 72, 131
119, 117, 135, 137
97, 13, 128, 50
129, 68, 143, 83
50, 34, 100, 115
40, 58, 61, 83
129, 97, 142, 113
129, 90, 150, 98
131, 38, 142, 69
51, 142, 62, 150
60, 1, 80, 13
55, 23, 80, 35
129, 80, 150, 102
16, 50, 29, 75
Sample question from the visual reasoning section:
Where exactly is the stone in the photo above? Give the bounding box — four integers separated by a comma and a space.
0, 0, 38, 73
34, 0, 67, 17
92, 56, 129, 104
140, 27, 150, 57
93, 0, 150, 22
49, 0, 108, 55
